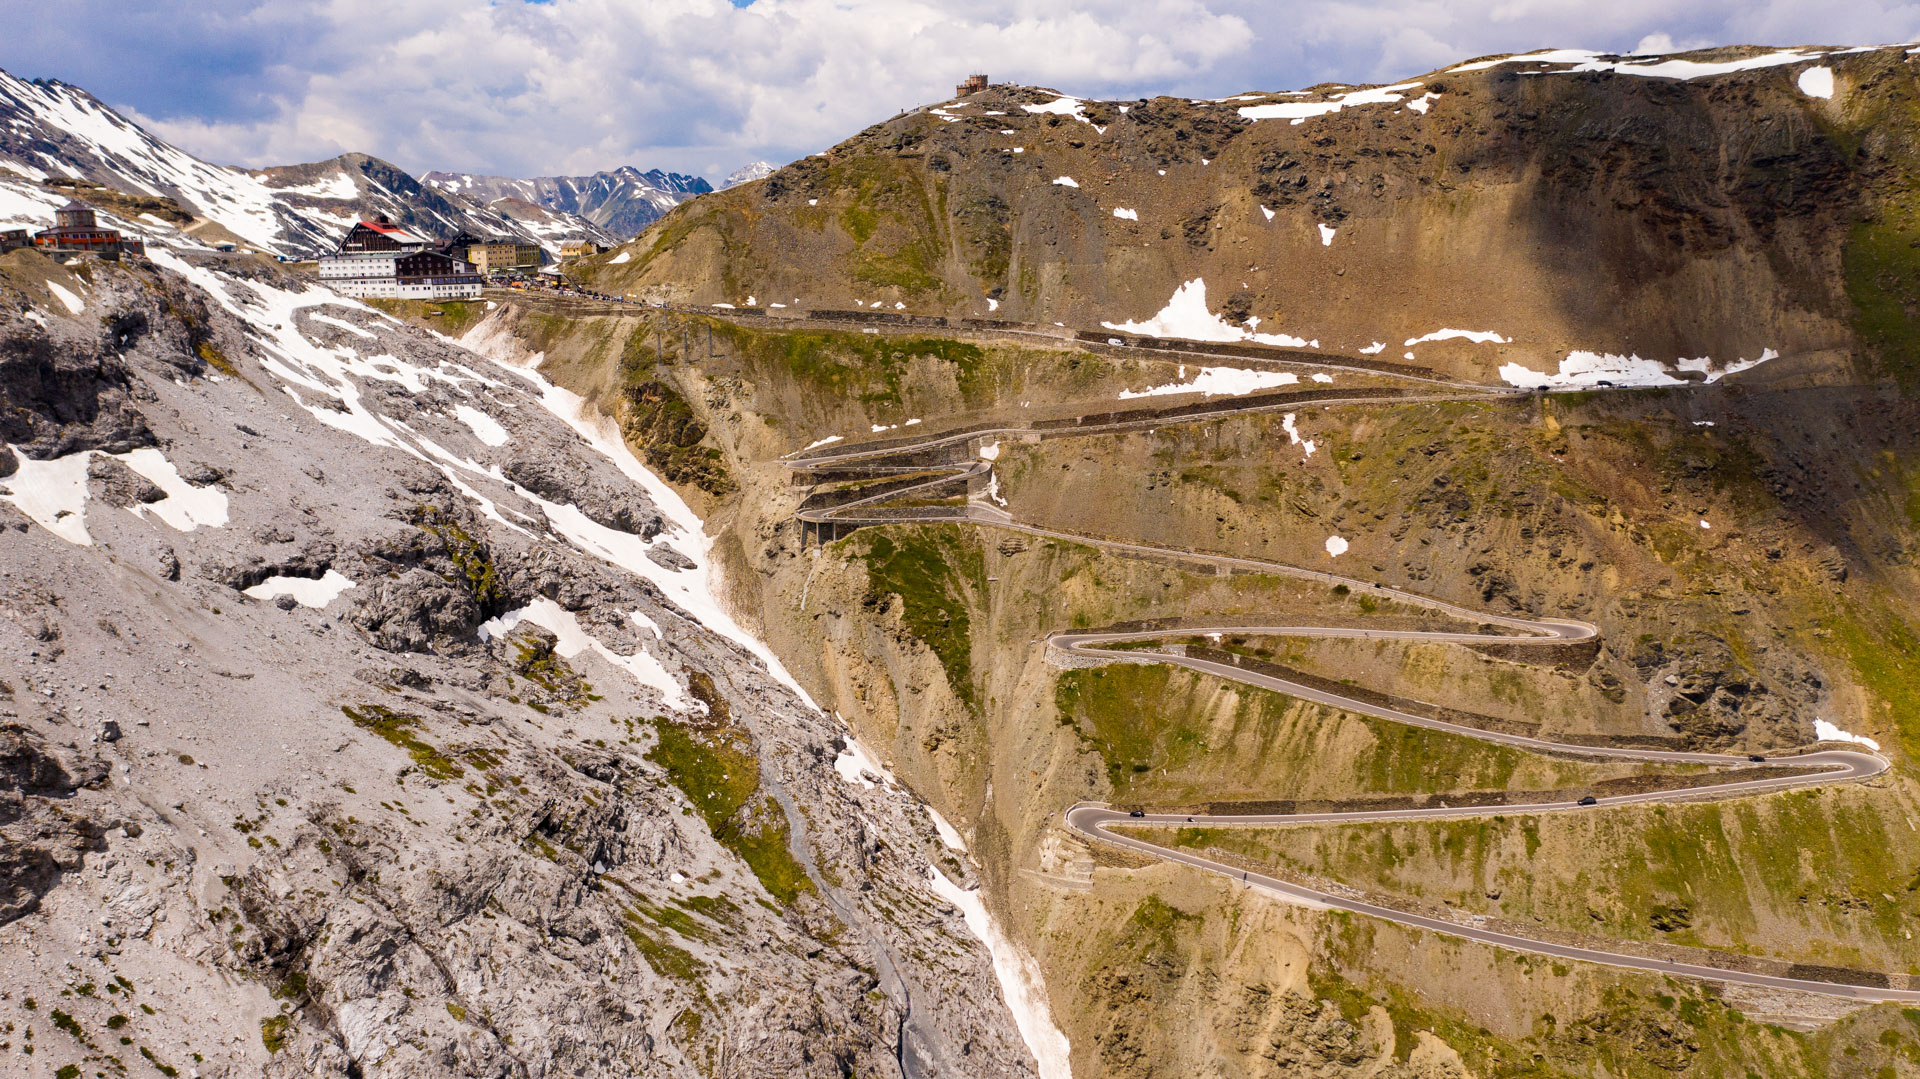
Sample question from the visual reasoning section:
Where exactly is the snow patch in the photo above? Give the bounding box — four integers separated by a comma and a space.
1102, 279, 1308, 348
1499, 348, 1778, 389
272, 173, 357, 200
927, 868, 1074, 1079
309, 313, 374, 339
1311, 373, 1333, 383
1358, 342, 1386, 355
1317, 223, 1336, 246
1052, 176, 1079, 188
460, 316, 824, 711
608, 250, 632, 265
1112, 207, 1138, 220
0, 448, 95, 544
1022, 95, 1102, 133
1120, 367, 1299, 399
833, 734, 894, 789
1454, 48, 1825, 82
117, 447, 229, 530
1406, 329, 1509, 346
802, 435, 844, 451
480, 598, 687, 709
45, 280, 84, 314
1814, 719, 1879, 751
1798, 66, 1835, 98
1324, 535, 1349, 557
1240, 82, 1423, 123
454, 405, 509, 447
978, 441, 1001, 461
1260, 205, 1274, 221
1283, 413, 1317, 457
918, 809, 965, 855
244, 570, 356, 608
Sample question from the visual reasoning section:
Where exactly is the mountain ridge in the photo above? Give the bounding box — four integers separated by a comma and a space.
425, 166, 712, 241
0, 68, 607, 257
575, 42, 1916, 389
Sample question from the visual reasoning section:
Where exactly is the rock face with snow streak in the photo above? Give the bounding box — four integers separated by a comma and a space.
0, 242, 1033, 1076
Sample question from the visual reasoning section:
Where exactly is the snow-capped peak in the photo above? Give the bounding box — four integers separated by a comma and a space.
723, 160, 779, 188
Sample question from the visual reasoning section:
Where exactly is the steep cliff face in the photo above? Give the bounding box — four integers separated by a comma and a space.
579, 44, 1920, 387
0, 240, 1036, 1077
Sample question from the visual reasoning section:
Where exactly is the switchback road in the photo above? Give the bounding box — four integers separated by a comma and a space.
784, 370, 1908, 1003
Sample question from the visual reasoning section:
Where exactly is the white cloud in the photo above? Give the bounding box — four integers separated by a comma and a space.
46, 0, 1256, 180
2, 0, 1917, 182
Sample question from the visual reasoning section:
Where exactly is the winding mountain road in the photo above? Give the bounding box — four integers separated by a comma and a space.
786, 380, 1911, 1003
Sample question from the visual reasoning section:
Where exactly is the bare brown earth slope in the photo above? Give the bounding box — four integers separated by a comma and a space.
467, 41, 1920, 1079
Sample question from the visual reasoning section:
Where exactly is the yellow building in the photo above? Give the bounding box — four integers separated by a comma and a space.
466, 241, 541, 272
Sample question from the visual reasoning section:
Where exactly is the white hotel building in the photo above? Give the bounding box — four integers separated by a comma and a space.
317, 217, 482, 300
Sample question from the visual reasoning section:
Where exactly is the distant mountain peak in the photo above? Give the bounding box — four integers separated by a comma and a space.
723, 160, 778, 188
421, 167, 711, 241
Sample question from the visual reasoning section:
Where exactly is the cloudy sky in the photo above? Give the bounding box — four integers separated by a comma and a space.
3, 0, 1918, 184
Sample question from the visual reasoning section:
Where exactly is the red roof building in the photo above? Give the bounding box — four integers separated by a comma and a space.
318, 215, 479, 300
32, 199, 144, 258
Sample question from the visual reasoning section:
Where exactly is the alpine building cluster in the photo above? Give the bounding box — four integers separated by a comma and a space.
316, 215, 482, 299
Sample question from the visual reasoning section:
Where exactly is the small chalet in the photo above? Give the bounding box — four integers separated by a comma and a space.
32, 199, 145, 258
0, 228, 28, 254
559, 239, 605, 260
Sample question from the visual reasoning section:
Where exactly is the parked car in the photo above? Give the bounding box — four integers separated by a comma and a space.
1577, 796, 1598, 806
1749, 754, 1766, 763
1128, 809, 1145, 818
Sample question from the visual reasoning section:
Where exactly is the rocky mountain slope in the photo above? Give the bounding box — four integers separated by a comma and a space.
426, 167, 712, 241
463, 41, 1920, 1079
578, 44, 1920, 390
0, 69, 604, 257
0, 165, 1047, 1074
